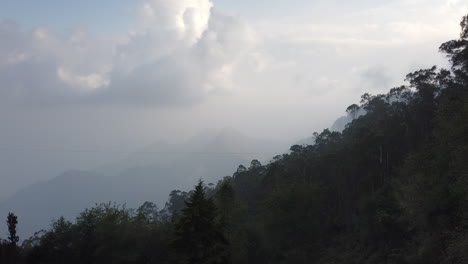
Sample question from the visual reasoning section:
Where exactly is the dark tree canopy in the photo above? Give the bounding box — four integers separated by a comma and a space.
173, 180, 230, 264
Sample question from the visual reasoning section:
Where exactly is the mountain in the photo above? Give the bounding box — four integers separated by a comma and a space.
295, 109, 367, 146
0, 128, 288, 239
97, 127, 285, 175
93, 127, 288, 202
0, 171, 109, 239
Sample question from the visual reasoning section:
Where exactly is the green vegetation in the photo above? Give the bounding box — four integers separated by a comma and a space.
2, 14, 468, 264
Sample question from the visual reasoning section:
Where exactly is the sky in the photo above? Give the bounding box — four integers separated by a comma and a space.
0, 0, 467, 197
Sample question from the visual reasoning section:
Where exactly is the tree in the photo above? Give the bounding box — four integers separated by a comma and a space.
215, 178, 236, 232
346, 104, 360, 119
440, 14, 468, 83
173, 180, 229, 264
7, 213, 19, 247
165, 190, 189, 218
235, 165, 247, 175
249, 160, 262, 170
6, 213, 19, 264
136, 201, 159, 222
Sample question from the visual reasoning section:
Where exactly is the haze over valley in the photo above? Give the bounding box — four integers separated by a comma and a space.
0, 1, 467, 263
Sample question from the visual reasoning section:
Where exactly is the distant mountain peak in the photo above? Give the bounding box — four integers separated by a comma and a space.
218, 126, 245, 136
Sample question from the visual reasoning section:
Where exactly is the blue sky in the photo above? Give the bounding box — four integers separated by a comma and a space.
0, 0, 136, 32
0, 0, 396, 31
0, 0, 272, 31
0, 0, 279, 31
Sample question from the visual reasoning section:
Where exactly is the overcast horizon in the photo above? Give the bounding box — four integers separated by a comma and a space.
1, 0, 467, 198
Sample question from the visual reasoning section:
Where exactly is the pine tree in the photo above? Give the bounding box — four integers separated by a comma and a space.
7, 213, 19, 247
6, 213, 19, 264
173, 180, 230, 264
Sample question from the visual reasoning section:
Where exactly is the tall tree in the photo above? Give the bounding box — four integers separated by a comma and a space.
6, 213, 19, 264
173, 180, 229, 264
7, 213, 19, 247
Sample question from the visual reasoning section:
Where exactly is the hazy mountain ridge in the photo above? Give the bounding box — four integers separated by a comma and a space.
0, 128, 288, 239
294, 110, 366, 146
0, 170, 108, 239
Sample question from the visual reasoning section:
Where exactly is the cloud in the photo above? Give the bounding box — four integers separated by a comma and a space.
102, 7, 256, 106
0, 21, 114, 106
360, 66, 392, 92
138, 0, 213, 45
0, 0, 256, 107
0, 0, 465, 108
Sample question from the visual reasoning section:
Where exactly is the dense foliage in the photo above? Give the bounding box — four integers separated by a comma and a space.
2, 14, 468, 264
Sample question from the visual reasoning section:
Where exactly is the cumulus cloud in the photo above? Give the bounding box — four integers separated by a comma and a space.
138, 0, 213, 45
0, 0, 256, 107
104, 7, 256, 106
0, 0, 466, 108
0, 21, 114, 105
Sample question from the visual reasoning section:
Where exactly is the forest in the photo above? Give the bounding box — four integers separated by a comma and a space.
1, 14, 467, 264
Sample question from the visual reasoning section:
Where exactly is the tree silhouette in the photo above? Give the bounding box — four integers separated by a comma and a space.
346, 104, 360, 119
6, 213, 19, 264
173, 180, 229, 264
7, 213, 19, 247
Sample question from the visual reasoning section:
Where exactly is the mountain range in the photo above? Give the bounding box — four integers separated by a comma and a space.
0, 128, 289, 239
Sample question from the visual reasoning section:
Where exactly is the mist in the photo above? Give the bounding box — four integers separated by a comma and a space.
0, 0, 467, 242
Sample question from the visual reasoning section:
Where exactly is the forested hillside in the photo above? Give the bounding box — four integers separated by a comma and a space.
1, 14, 467, 264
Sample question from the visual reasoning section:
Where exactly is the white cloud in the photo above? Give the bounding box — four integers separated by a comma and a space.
138, 0, 213, 45
0, 0, 257, 106
57, 67, 110, 92
105, 6, 256, 106
0, 0, 465, 108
